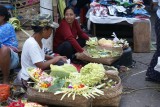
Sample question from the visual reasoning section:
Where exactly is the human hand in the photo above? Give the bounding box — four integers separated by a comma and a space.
60, 56, 67, 62
75, 51, 88, 60
54, 56, 67, 63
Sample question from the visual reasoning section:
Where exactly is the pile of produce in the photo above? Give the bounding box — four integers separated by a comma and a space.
85, 46, 121, 58
86, 36, 129, 49
86, 37, 98, 47
27, 63, 119, 100
98, 38, 114, 47
85, 37, 124, 58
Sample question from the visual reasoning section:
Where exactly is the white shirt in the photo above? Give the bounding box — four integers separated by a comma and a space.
18, 37, 45, 80
153, 0, 160, 18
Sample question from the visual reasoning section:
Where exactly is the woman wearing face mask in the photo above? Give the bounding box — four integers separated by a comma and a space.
0, 5, 19, 84
53, 7, 89, 60
15, 14, 67, 85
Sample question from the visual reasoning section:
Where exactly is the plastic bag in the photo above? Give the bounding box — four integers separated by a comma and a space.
154, 57, 160, 72
0, 84, 10, 102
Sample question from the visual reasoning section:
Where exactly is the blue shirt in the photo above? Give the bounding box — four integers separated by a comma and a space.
0, 22, 18, 48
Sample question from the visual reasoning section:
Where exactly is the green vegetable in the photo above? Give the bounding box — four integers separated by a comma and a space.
80, 63, 105, 86
48, 78, 65, 93
86, 37, 98, 47
50, 64, 77, 78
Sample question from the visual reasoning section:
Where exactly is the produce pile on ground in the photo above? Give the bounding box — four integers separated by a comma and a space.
87, 37, 129, 48
27, 63, 119, 100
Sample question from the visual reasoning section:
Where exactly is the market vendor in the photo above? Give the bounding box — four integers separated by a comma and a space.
15, 14, 67, 85
0, 5, 19, 84
53, 7, 89, 60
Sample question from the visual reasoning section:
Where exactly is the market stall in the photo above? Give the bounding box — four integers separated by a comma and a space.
87, 0, 151, 52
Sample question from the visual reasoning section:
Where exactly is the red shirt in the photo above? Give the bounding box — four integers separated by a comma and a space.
53, 19, 89, 52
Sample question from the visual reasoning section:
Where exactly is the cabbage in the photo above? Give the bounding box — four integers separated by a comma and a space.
50, 64, 78, 78
80, 63, 105, 86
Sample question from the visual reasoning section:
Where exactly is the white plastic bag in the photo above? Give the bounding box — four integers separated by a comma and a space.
154, 57, 160, 72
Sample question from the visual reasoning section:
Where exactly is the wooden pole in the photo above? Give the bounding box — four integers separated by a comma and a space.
53, 0, 58, 23
40, 0, 53, 50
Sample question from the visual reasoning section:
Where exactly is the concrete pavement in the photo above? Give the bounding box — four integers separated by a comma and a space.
119, 5, 160, 107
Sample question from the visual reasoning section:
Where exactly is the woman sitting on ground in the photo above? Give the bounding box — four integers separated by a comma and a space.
53, 6, 89, 60
0, 5, 19, 84
16, 14, 67, 84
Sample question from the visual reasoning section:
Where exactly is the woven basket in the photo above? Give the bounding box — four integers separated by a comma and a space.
26, 72, 122, 107
27, 87, 92, 107
92, 73, 122, 107
76, 46, 123, 65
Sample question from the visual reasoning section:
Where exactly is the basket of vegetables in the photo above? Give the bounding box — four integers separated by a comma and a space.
76, 46, 123, 65
26, 63, 122, 107
26, 65, 93, 107
76, 37, 123, 65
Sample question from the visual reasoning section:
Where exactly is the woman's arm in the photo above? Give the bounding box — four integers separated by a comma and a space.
45, 54, 53, 60
60, 20, 84, 52
35, 56, 67, 70
75, 20, 89, 40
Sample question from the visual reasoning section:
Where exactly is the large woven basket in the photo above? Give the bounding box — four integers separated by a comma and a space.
27, 87, 92, 107
92, 73, 122, 107
76, 46, 123, 65
27, 72, 122, 107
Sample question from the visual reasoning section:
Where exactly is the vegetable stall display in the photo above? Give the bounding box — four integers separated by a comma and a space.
26, 63, 123, 107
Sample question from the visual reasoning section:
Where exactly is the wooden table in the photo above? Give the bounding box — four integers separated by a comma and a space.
91, 19, 151, 53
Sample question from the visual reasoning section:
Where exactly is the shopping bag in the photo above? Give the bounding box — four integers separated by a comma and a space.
154, 57, 160, 72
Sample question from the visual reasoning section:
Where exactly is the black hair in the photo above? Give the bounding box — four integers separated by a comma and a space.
0, 5, 11, 21
64, 6, 75, 16
31, 26, 51, 33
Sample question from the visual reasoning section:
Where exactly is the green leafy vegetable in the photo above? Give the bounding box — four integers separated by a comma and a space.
50, 64, 77, 78
80, 63, 105, 86
48, 78, 66, 93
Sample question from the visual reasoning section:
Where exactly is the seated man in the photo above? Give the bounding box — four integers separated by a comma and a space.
0, 5, 19, 84
14, 14, 67, 86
